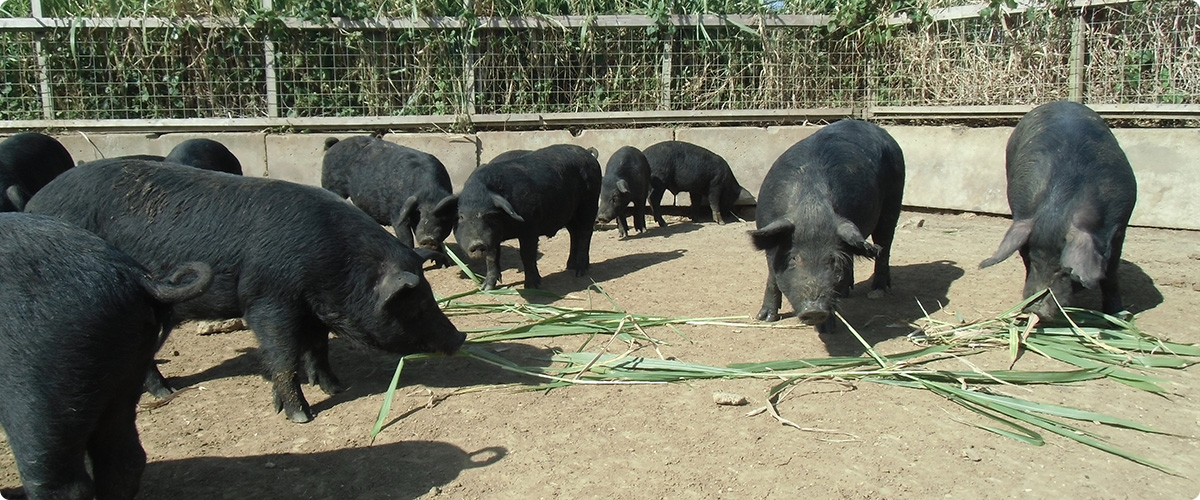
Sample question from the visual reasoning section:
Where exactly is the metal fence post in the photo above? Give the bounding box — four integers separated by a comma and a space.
262, 0, 279, 117
31, 0, 54, 119
1068, 10, 1086, 102
660, 38, 672, 110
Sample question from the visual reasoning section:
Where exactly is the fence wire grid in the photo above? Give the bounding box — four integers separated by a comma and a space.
0, 1, 1196, 125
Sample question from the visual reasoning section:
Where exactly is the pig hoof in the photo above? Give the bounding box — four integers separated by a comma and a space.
481, 279, 498, 291
287, 408, 314, 424
756, 309, 780, 322
867, 289, 886, 299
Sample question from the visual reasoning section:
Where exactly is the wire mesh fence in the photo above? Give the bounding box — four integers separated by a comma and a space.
0, 1, 1195, 126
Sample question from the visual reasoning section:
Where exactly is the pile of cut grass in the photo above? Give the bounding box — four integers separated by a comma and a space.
372, 262, 1198, 475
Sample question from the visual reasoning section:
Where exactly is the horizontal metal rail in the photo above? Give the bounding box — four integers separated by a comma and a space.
3, 105, 1193, 134
0, 0, 1137, 31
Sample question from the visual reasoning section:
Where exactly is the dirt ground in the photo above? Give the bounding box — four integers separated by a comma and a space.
2, 209, 1198, 499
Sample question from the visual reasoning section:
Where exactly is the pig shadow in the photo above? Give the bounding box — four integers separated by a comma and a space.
162, 345, 263, 390
154, 339, 555, 419
594, 220, 703, 240
517, 250, 689, 301
139, 442, 506, 500
311, 341, 556, 416
641, 221, 703, 239
1113, 259, 1163, 314
814, 260, 965, 357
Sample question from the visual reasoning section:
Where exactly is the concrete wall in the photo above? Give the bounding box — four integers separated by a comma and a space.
18, 125, 1198, 230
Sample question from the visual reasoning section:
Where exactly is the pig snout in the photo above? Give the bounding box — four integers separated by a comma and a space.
596, 204, 615, 224
416, 237, 440, 251
1024, 296, 1064, 322
433, 329, 467, 355
424, 316, 467, 355
465, 241, 488, 259
793, 296, 833, 326
797, 308, 829, 326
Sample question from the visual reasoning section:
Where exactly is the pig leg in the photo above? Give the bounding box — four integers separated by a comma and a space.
3, 410, 94, 499
868, 223, 898, 299
88, 390, 147, 500
245, 306, 314, 423
301, 328, 345, 396
756, 259, 783, 322
482, 245, 502, 291
707, 183, 726, 225
565, 222, 592, 277
633, 197, 647, 234
143, 364, 175, 398
649, 183, 668, 228
1100, 227, 1126, 314
615, 209, 630, 238
519, 235, 542, 289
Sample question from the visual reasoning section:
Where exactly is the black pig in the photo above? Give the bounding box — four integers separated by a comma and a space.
323, 136, 457, 255
455, 144, 601, 290
643, 141, 744, 226
488, 149, 532, 164
980, 101, 1137, 319
0, 132, 73, 211
26, 159, 465, 423
750, 120, 905, 334
165, 138, 244, 175
0, 212, 211, 500
596, 146, 651, 238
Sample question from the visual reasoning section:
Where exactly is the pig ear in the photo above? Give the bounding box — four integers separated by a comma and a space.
1062, 226, 1105, 288
398, 195, 420, 223
748, 219, 794, 250
5, 185, 28, 211
616, 179, 630, 195
980, 219, 1033, 269
431, 194, 458, 216
377, 269, 420, 311
836, 219, 880, 258
490, 193, 525, 222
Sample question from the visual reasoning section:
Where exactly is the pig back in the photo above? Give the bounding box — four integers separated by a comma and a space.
1004, 101, 1136, 223
758, 120, 904, 231
26, 159, 411, 320
466, 144, 601, 235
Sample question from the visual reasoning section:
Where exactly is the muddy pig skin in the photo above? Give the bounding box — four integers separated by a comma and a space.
596, 146, 652, 239
643, 141, 744, 226
0, 132, 74, 211
0, 213, 212, 500
454, 144, 602, 291
323, 136, 457, 255
26, 159, 466, 423
749, 120, 906, 334
980, 101, 1137, 320
165, 138, 244, 175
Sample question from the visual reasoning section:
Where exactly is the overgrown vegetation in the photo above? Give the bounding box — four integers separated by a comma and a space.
0, 1, 1195, 123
